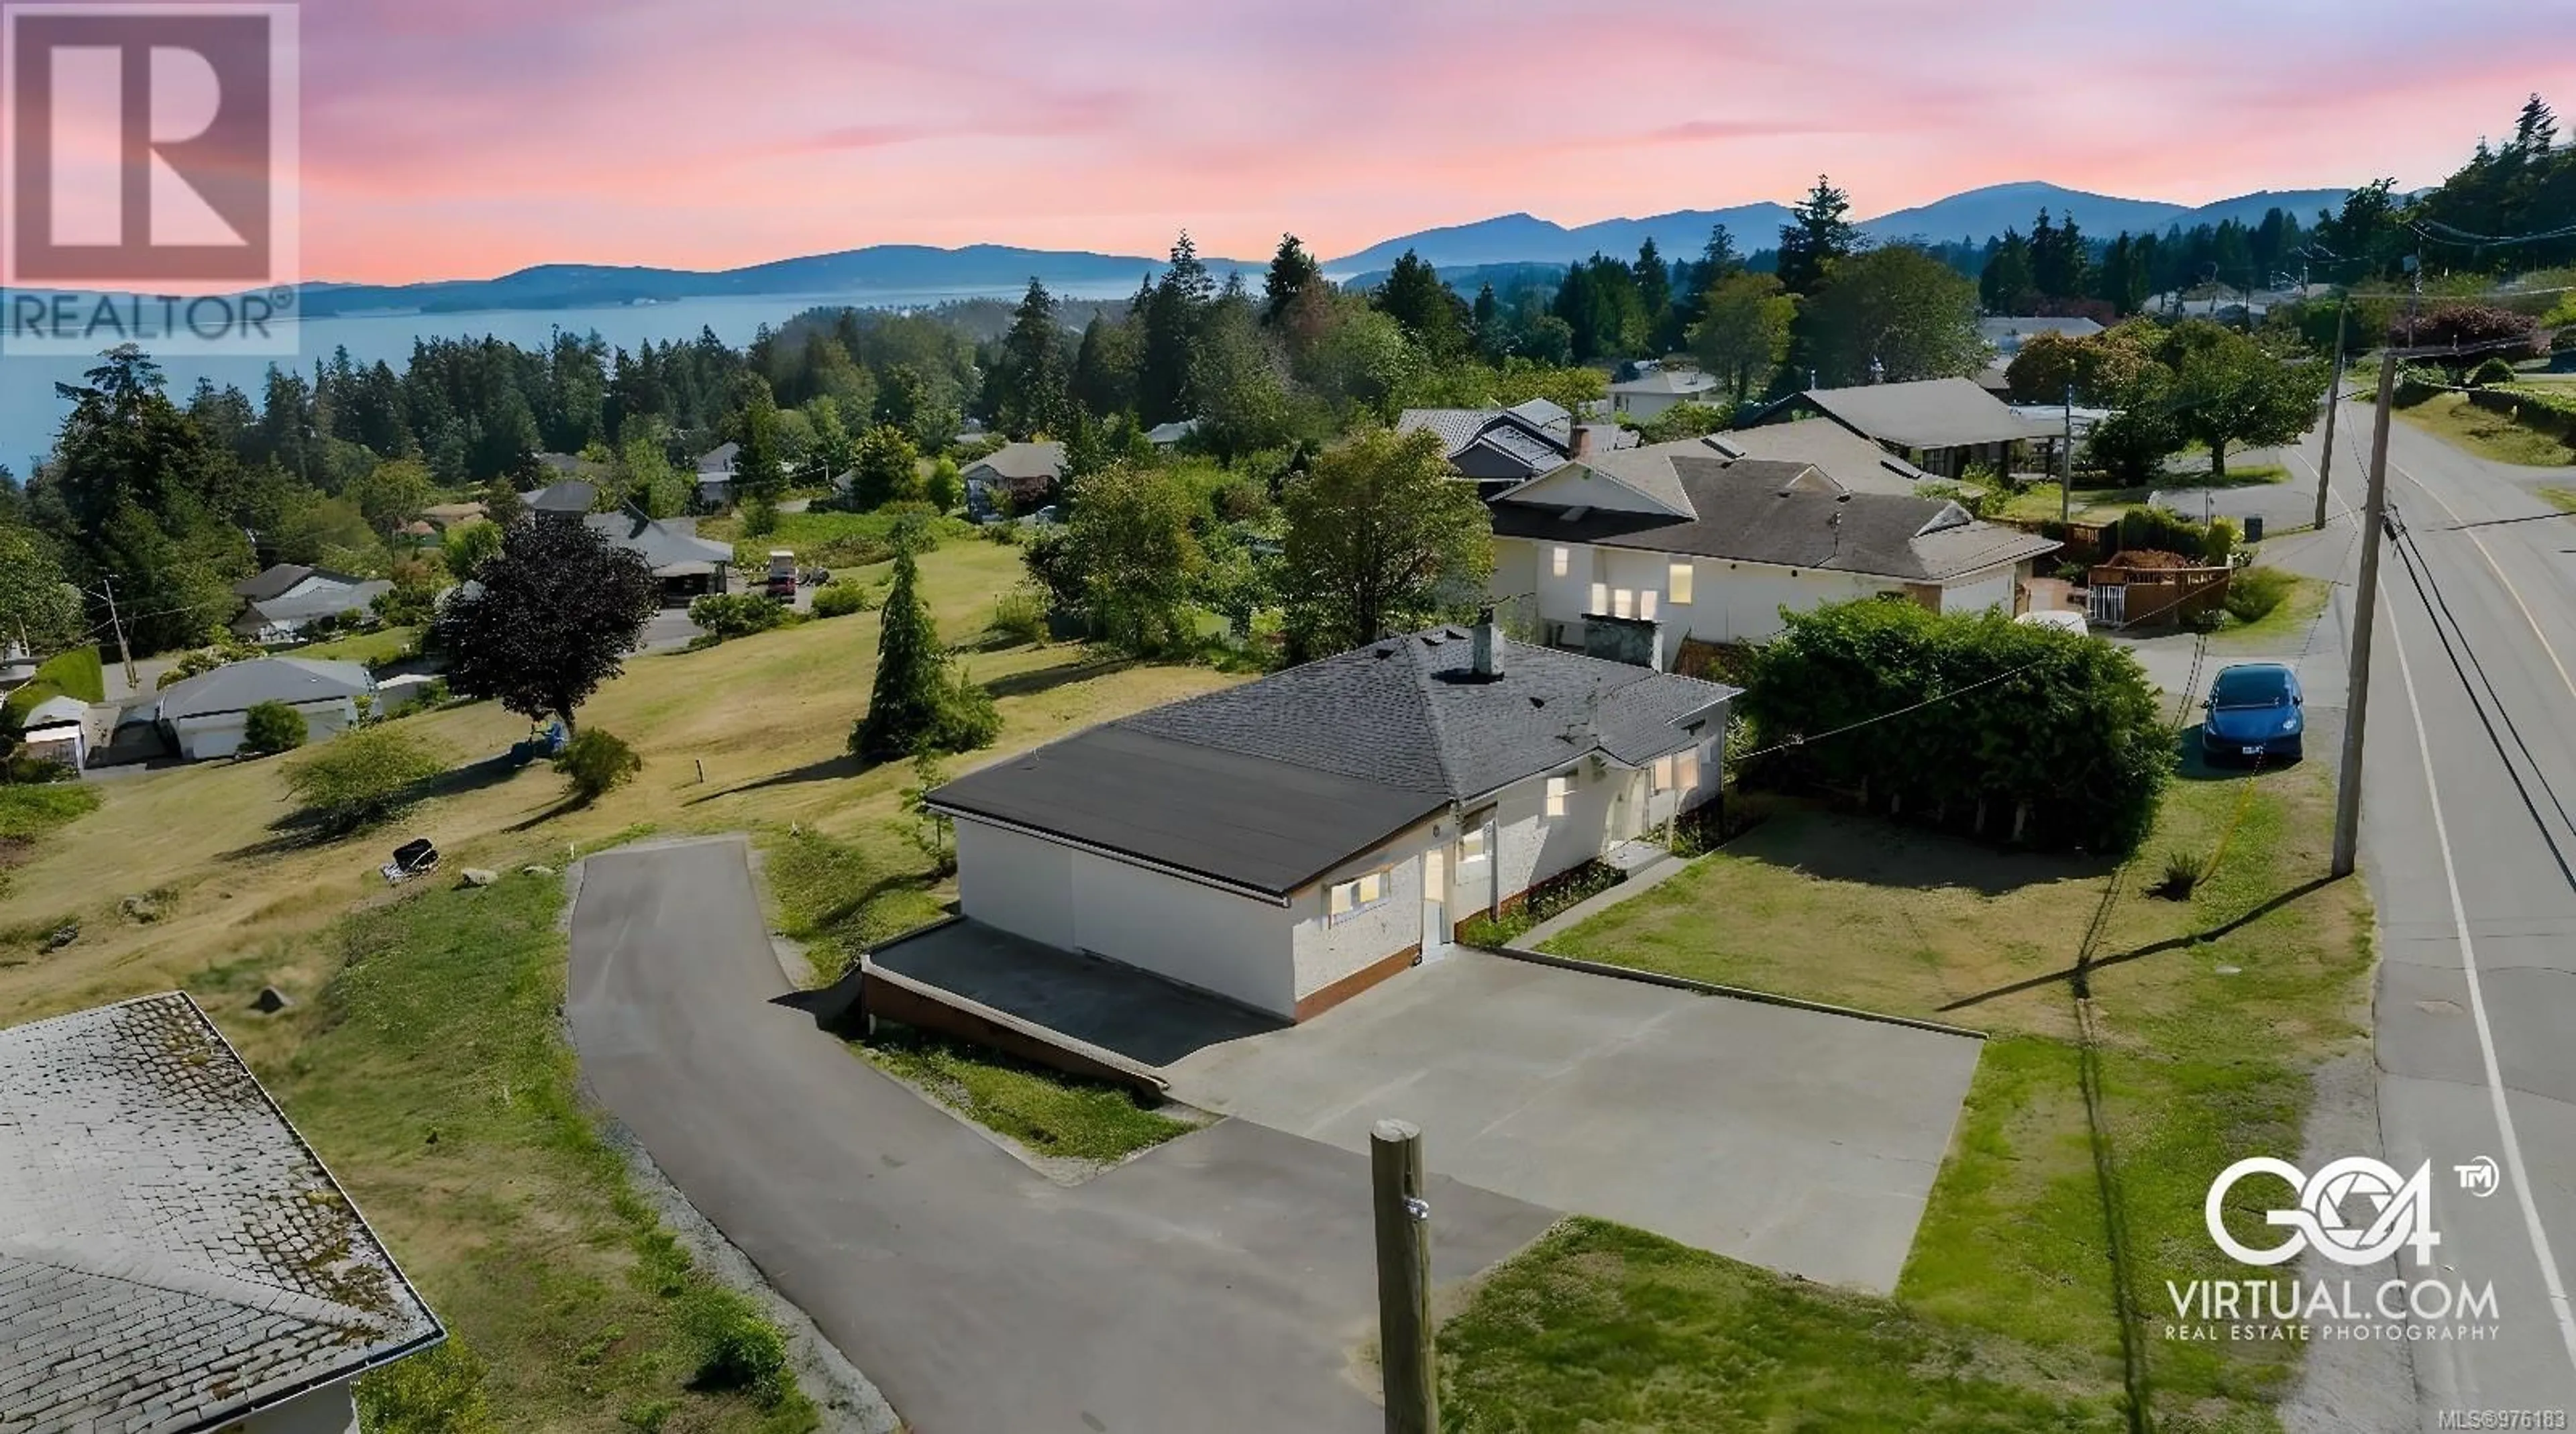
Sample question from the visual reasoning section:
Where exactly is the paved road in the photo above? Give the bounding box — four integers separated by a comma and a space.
2286, 406, 2576, 1418
566, 838, 1554, 1433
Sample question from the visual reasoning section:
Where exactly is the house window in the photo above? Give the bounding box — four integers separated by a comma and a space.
1677, 747, 1702, 790
1611, 588, 1634, 619
1460, 826, 1488, 863
1652, 756, 1674, 791
1327, 868, 1392, 924
1546, 775, 1571, 817
1552, 545, 1570, 577
1639, 590, 1658, 621
1590, 582, 1609, 614
1669, 562, 1695, 605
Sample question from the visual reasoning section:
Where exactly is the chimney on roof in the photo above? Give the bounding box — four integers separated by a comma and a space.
1568, 425, 1595, 460
1472, 607, 1505, 680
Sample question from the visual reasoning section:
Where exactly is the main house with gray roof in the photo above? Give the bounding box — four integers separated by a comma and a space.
924, 620, 1733, 1021
0, 992, 442, 1433
1744, 376, 2062, 479
1488, 438, 2059, 661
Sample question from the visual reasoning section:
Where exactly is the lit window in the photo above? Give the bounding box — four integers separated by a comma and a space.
1677, 747, 1701, 789
1639, 590, 1658, 621
1552, 545, 1570, 577
1329, 869, 1393, 924
1612, 588, 1634, 619
1669, 562, 1695, 604
1546, 775, 1570, 817
1460, 826, 1487, 862
1590, 582, 1608, 614
1652, 756, 1674, 791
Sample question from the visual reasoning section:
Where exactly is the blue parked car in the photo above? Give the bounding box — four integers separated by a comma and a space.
2201, 663, 2305, 764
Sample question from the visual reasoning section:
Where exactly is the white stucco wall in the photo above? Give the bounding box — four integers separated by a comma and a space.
1938, 562, 2019, 618
950, 818, 1297, 1015
1483, 760, 1625, 910
1287, 822, 1437, 1001
172, 698, 358, 761
1613, 388, 1711, 420
1507, 465, 1682, 515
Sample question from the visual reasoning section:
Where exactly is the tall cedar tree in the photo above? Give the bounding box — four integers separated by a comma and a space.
732, 380, 787, 498
1375, 250, 1466, 358
1138, 233, 1213, 425
993, 278, 1066, 439
1279, 428, 1493, 661
1633, 238, 1674, 349
1775, 176, 1862, 297
851, 549, 946, 762
1263, 235, 1324, 327
431, 516, 657, 734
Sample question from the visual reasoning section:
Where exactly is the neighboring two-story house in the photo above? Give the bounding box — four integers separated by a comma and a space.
962, 441, 1068, 521
923, 619, 1735, 1022
1487, 439, 2059, 667
1743, 376, 2062, 480
1396, 399, 1631, 496
228, 565, 393, 645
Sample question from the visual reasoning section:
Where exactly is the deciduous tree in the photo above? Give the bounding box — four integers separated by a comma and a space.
429, 516, 658, 735
1690, 272, 1796, 400
1794, 245, 1986, 387
1279, 428, 1493, 660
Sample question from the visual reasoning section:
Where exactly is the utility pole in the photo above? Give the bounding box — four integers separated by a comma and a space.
97, 577, 138, 691
2313, 305, 2346, 532
1371, 1119, 1436, 1434
2059, 383, 2074, 525
2330, 355, 2402, 878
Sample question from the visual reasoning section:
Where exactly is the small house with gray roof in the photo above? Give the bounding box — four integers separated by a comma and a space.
961, 441, 1067, 522
0, 992, 442, 1433
1745, 376, 2061, 479
584, 510, 735, 604
1488, 438, 2059, 656
1395, 401, 1631, 496
152, 657, 376, 762
924, 619, 1733, 1020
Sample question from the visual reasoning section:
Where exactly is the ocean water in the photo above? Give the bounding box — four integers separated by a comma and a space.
0, 281, 1136, 472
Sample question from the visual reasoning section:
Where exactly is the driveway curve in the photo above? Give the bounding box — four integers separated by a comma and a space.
566, 836, 1554, 1433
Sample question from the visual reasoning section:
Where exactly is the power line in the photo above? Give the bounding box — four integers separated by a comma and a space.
2411, 218, 2576, 248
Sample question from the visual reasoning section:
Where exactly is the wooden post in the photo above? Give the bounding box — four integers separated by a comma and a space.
1371, 1119, 1436, 1434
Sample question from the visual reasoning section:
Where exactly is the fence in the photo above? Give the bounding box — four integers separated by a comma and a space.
2087, 563, 2233, 629
1996, 517, 2119, 567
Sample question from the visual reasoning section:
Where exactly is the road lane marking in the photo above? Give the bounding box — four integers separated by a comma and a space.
2383, 580, 2576, 1382
2391, 461, 2576, 708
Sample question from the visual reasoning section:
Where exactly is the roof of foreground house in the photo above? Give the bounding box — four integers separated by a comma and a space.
1769, 378, 2057, 451
1491, 448, 2057, 582
0, 993, 442, 1433
1701, 420, 1932, 493
928, 630, 1736, 899
155, 658, 374, 722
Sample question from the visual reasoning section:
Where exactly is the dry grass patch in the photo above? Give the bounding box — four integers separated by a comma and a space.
2397, 391, 2576, 467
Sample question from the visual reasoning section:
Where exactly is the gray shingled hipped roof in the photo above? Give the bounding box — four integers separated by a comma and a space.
1493, 457, 2057, 582
1703, 420, 1932, 493
231, 565, 364, 604
241, 580, 392, 626
928, 630, 1735, 897
525, 480, 597, 514
0, 993, 441, 1433
154, 659, 374, 722
584, 511, 733, 574
963, 441, 1067, 481
1788, 378, 2057, 449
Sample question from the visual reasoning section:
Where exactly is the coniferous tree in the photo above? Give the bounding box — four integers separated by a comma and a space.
851, 550, 998, 763
1263, 234, 1324, 327
1775, 176, 1862, 296
1138, 233, 1214, 425
992, 278, 1067, 440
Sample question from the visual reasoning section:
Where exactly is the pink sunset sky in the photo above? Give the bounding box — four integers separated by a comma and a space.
302, 0, 2573, 284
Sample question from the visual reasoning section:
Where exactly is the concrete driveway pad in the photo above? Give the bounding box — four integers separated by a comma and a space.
1165, 951, 1983, 1292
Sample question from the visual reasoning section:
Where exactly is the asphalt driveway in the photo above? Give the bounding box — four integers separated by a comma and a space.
566, 838, 1554, 1433
1166, 951, 1982, 1292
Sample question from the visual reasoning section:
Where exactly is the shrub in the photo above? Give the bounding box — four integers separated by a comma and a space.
676, 1286, 791, 1409
239, 700, 308, 756
281, 726, 449, 835
1740, 598, 2169, 853
1914, 482, 1997, 518
2156, 850, 2203, 899
989, 590, 1047, 646
2469, 356, 2519, 388
932, 669, 1002, 753
810, 582, 871, 618
688, 592, 786, 641
2222, 567, 2296, 625
554, 728, 643, 802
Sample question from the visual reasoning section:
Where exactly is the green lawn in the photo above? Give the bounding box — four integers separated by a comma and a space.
2540, 486, 2576, 514
298, 625, 421, 665
1512, 763, 2369, 1430
853, 1024, 1197, 1165
2214, 570, 2328, 647
0, 785, 100, 899
1442, 1219, 2128, 1432
226, 871, 816, 1432
2397, 392, 2576, 467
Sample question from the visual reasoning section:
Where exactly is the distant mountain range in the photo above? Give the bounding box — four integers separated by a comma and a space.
1325, 182, 2360, 274
288, 245, 1265, 319
97, 180, 2361, 321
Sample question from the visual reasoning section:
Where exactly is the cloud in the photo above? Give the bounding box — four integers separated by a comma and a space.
277, 0, 2576, 282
